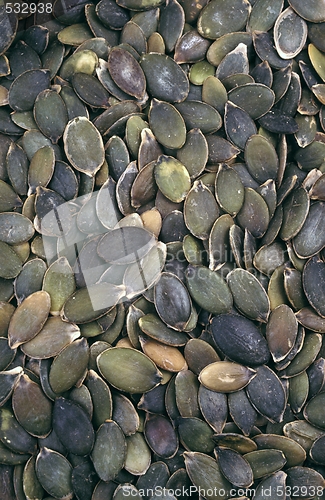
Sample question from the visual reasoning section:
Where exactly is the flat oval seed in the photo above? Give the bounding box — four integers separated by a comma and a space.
247, 0, 284, 32
175, 101, 222, 135
246, 365, 286, 423
36, 448, 73, 500
49, 338, 89, 394
199, 361, 256, 392
245, 134, 278, 183
34, 89, 68, 144
280, 333, 322, 378
86, 370, 113, 429
211, 314, 270, 367
43, 257, 76, 315
154, 272, 191, 331
237, 188, 270, 238
28, 145, 55, 194
215, 165, 244, 216
91, 420, 126, 481
215, 447, 253, 487
185, 264, 233, 315
303, 256, 325, 318
59, 49, 98, 82
178, 417, 214, 453
227, 268, 270, 322
62, 283, 125, 323
293, 201, 325, 258
108, 48, 146, 100
154, 156, 191, 203
140, 53, 189, 103
0, 407, 37, 455
229, 83, 275, 120
224, 101, 257, 151
244, 449, 286, 479
8, 291, 50, 349
144, 413, 178, 458
53, 397, 95, 456
149, 99, 186, 150
63, 117, 105, 176
139, 314, 188, 346
274, 7, 307, 59
9, 69, 50, 112
12, 374, 52, 438
124, 433, 151, 476
266, 304, 298, 363
289, 0, 325, 22
286, 466, 325, 494
184, 181, 219, 240
280, 187, 309, 241
310, 435, 325, 464
0, 213, 34, 245
198, 0, 250, 39
253, 434, 306, 468
98, 347, 162, 393
228, 389, 258, 436
184, 452, 231, 500
0, 241, 22, 279
0, 367, 22, 407
198, 386, 227, 433
21, 317, 80, 359
140, 337, 187, 372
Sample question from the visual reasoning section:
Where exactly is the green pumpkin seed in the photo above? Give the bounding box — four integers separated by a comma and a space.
42, 257, 76, 315
108, 48, 146, 100
12, 374, 52, 438
214, 165, 244, 216
279, 333, 322, 378
125, 432, 151, 475
154, 156, 190, 203
9, 69, 50, 112
280, 187, 309, 241
184, 452, 231, 500
274, 8, 307, 59
199, 361, 256, 393
185, 180, 220, 240
237, 188, 270, 238
185, 264, 233, 314
49, 338, 89, 393
197, 385, 227, 434
303, 391, 325, 430
227, 268, 270, 322
215, 447, 253, 488
178, 417, 214, 453
34, 90, 68, 145
23, 455, 44, 500
253, 241, 287, 276
253, 434, 306, 468
36, 448, 73, 500
244, 449, 286, 479
144, 413, 178, 458
247, 0, 284, 32
198, 0, 250, 39
154, 272, 191, 331
176, 129, 208, 179
310, 435, 325, 465
303, 256, 325, 318
289, 370, 309, 414
149, 99, 186, 149
246, 365, 286, 423
138, 128, 162, 171
28, 146, 55, 195
8, 291, 50, 349
225, 101, 257, 151
0, 213, 34, 245
283, 419, 324, 452
228, 389, 258, 436
91, 420, 126, 481
62, 283, 125, 323
53, 397, 94, 456
21, 317, 80, 359
213, 433, 257, 454
63, 116, 104, 176
208, 214, 233, 270
6, 142, 28, 197
113, 392, 139, 437
98, 347, 162, 393
175, 101, 222, 135
266, 304, 298, 363
245, 134, 278, 183
0, 407, 37, 455
139, 314, 188, 346
0, 367, 22, 407
140, 53, 189, 103
211, 313, 270, 366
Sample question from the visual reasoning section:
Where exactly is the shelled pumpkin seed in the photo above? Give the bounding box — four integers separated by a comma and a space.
1, 0, 325, 498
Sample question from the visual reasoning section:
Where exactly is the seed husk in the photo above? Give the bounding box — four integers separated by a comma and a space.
36, 448, 73, 500
199, 361, 256, 393
184, 452, 231, 500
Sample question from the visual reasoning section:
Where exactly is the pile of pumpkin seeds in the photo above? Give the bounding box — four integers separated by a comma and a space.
3, 0, 325, 498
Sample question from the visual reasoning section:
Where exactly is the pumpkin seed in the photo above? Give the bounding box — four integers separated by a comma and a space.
36, 448, 73, 500
303, 256, 325, 318
244, 449, 286, 479
184, 452, 231, 500
215, 447, 253, 487
149, 100, 186, 149
199, 361, 256, 392
154, 272, 191, 331
49, 338, 89, 393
